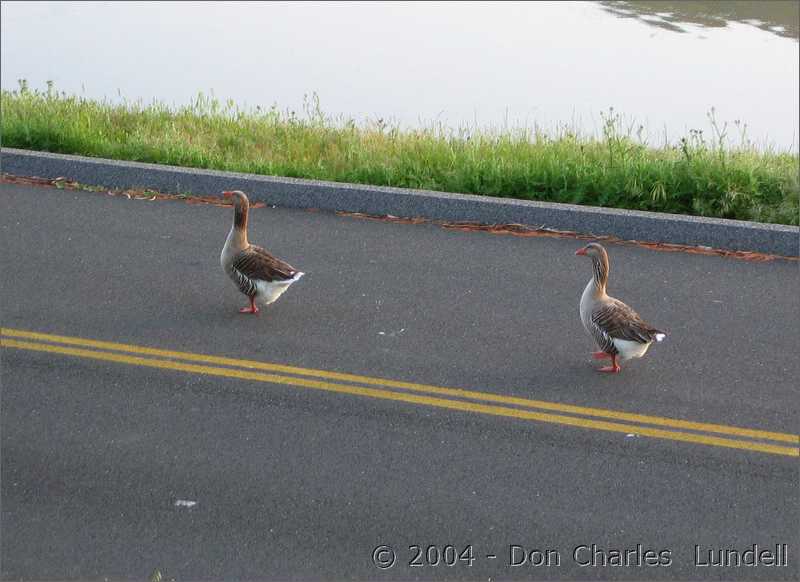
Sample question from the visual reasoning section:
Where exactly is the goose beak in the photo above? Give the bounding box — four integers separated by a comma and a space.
223, 191, 233, 199
575, 247, 587, 256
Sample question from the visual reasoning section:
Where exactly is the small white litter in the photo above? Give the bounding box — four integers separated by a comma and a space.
174, 499, 198, 508
378, 328, 406, 337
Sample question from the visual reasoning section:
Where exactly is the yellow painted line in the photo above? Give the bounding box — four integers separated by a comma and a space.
2, 327, 797, 445
2, 338, 798, 458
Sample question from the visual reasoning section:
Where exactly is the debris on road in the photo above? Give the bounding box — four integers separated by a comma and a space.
2, 172, 792, 262
335, 211, 798, 263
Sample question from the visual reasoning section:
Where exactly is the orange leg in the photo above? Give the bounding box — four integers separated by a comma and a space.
592, 351, 612, 360
598, 354, 621, 373
239, 296, 260, 315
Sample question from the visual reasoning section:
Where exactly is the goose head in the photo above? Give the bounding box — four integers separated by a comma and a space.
223, 190, 249, 208
575, 242, 607, 259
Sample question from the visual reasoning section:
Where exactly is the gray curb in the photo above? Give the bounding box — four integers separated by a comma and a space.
2, 147, 798, 256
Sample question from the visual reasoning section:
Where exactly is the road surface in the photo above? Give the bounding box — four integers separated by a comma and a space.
1, 181, 797, 580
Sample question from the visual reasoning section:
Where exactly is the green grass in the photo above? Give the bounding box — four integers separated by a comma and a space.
2, 80, 798, 225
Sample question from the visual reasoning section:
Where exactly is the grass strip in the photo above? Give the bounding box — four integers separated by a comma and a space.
2, 81, 797, 225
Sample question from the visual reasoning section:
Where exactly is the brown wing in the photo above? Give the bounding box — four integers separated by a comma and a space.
231, 245, 298, 282
591, 299, 662, 344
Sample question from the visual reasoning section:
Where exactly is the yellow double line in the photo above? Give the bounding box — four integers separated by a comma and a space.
2, 327, 798, 457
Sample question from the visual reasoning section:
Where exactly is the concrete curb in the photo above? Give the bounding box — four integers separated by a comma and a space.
2, 147, 798, 256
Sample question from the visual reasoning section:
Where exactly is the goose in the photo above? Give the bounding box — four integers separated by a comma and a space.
575, 242, 665, 373
220, 190, 304, 314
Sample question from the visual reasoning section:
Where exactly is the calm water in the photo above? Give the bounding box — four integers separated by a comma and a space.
2, 1, 798, 150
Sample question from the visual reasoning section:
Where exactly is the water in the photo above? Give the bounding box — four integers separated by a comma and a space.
2, 1, 798, 150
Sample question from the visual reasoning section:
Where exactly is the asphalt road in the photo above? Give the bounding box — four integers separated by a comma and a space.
1, 181, 798, 581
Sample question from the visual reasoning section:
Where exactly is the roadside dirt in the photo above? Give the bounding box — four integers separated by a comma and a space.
3, 172, 795, 263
